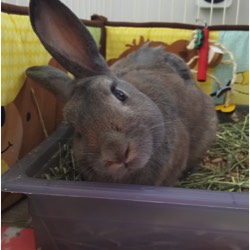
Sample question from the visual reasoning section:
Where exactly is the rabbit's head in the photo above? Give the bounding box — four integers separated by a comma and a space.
27, 0, 166, 182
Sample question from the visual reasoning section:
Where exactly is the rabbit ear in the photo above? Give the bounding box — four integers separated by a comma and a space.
29, 0, 110, 78
26, 66, 74, 101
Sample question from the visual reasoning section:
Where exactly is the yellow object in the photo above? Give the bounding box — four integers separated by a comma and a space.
106, 26, 193, 61
1, 13, 51, 106
1, 160, 10, 175
215, 104, 236, 113
230, 71, 249, 105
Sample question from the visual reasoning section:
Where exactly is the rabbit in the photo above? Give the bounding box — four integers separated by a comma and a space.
26, 0, 218, 186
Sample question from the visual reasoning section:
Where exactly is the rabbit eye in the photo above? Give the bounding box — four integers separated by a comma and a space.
111, 87, 127, 102
111, 86, 127, 102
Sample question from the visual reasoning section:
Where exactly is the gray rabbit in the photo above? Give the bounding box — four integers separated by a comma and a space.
26, 0, 217, 186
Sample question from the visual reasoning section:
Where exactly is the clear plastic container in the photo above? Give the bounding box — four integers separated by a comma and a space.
2, 123, 249, 250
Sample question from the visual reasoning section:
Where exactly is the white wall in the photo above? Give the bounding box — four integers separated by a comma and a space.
2, 0, 249, 25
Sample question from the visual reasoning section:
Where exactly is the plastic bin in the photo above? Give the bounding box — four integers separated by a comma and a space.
2, 123, 249, 250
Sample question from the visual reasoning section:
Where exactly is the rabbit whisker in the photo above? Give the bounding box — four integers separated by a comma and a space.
149, 120, 177, 130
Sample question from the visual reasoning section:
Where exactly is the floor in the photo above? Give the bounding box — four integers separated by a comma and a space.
2, 198, 36, 250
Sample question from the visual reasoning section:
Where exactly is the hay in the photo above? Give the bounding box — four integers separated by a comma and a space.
177, 114, 249, 192
42, 114, 249, 192
41, 144, 81, 181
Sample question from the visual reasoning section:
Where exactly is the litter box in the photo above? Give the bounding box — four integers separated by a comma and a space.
2, 118, 249, 250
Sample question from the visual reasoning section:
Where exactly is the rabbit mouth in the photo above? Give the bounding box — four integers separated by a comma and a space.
104, 161, 136, 180
105, 162, 130, 178
102, 153, 150, 180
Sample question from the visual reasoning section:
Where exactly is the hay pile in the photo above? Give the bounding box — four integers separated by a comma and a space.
177, 114, 249, 192
42, 114, 249, 192
41, 144, 81, 181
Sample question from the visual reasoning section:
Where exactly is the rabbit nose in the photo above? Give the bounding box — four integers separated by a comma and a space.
115, 144, 130, 163
102, 143, 131, 168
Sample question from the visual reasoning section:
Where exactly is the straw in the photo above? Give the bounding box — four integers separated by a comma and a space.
177, 114, 249, 192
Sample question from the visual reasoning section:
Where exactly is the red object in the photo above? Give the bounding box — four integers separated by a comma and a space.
1, 226, 36, 250
197, 28, 209, 82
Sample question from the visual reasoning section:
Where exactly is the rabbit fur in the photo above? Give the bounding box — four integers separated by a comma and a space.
26, 0, 217, 186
